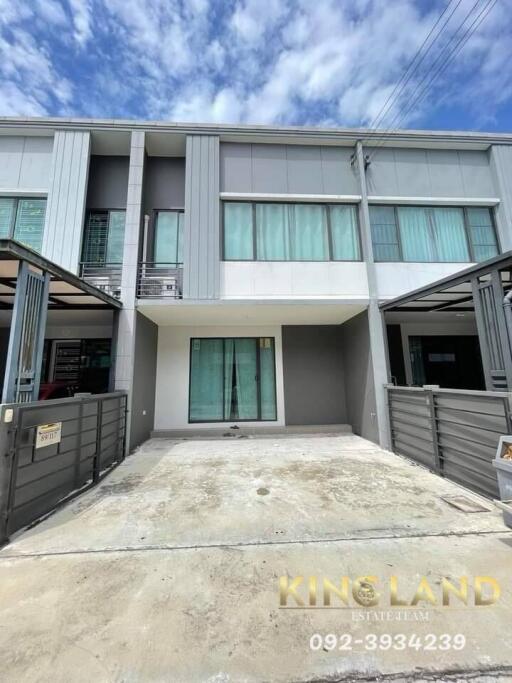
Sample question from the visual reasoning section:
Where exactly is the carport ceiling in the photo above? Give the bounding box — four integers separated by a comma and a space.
0, 240, 122, 310
137, 300, 368, 326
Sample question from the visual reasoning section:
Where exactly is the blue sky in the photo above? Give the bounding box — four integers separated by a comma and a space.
0, 0, 511, 131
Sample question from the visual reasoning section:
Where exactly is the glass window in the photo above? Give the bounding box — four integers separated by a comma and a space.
330, 205, 360, 260
289, 204, 328, 260
12, 199, 46, 252
256, 204, 290, 260
224, 203, 253, 259
81, 210, 126, 264
0, 198, 15, 238
370, 206, 400, 261
466, 207, 498, 261
189, 337, 276, 422
371, 204, 498, 263
154, 211, 183, 263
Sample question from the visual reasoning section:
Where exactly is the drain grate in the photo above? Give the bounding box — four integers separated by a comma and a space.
441, 494, 492, 513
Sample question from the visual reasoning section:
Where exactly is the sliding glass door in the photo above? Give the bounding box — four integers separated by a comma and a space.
189, 337, 277, 422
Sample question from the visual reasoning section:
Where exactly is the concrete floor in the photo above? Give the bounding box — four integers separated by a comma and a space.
1, 434, 512, 682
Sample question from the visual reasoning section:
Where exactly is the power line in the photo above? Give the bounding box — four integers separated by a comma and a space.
367, 0, 498, 160
361, 0, 463, 142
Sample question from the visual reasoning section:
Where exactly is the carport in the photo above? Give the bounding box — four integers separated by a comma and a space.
0, 239, 121, 402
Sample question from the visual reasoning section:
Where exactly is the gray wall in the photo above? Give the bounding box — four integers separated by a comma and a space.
365, 147, 495, 199
143, 157, 185, 213
489, 145, 512, 251
0, 136, 53, 190
130, 311, 158, 449
183, 135, 220, 299
42, 130, 90, 273
282, 325, 347, 425
340, 311, 379, 443
220, 143, 359, 195
86, 155, 129, 209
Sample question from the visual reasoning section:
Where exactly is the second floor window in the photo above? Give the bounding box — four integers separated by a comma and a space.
370, 205, 499, 263
223, 202, 361, 262
0, 197, 46, 252
153, 210, 184, 264
81, 210, 126, 264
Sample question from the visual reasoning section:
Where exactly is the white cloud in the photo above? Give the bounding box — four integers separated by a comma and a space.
35, 0, 67, 26
68, 0, 93, 46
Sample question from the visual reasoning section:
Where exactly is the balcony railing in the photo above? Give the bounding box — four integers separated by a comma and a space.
137, 262, 183, 299
79, 263, 123, 299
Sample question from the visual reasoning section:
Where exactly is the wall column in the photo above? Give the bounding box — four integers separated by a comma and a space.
42, 130, 90, 273
489, 145, 512, 252
114, 131, 145, 450
354, 140, 391, 449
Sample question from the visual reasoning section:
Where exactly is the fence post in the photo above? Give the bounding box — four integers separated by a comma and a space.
426, 389, 442, 475
0, 407, 15, 544
74, 400, 84, 489
93, 397, 103, 483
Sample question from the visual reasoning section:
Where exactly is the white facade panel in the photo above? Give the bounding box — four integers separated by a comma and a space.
221, 262, 369, 300
154, 325, 286, 430
0, 136, 53, 191
42, 130, 90, 272
375, 262, 474, 300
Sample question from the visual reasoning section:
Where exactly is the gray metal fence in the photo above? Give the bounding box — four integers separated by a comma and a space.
0, 392, 127, 542
386, 385, 512, 498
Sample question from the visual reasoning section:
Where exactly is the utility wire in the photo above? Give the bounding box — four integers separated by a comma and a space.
361, 0, 463, 144
367, 0, 498, 160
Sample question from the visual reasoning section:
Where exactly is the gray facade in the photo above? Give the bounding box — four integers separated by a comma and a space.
130, 311, 158, 449
282, 325, 346, 425
86, 155, 129, 209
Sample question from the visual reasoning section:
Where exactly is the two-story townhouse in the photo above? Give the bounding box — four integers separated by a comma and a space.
0, 118, 510, 451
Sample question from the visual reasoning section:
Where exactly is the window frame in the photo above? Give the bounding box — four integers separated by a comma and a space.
188, 336, 278, 423
80, 208, 127, 265
151, 208, 185, 265
0, 196, 47, 251
221, 200, 362, 263
370, 203, 500, 263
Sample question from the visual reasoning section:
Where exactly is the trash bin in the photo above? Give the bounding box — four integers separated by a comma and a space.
493, 435, 512, 528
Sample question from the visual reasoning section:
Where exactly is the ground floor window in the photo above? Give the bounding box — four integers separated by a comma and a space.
189, 337, 277, 422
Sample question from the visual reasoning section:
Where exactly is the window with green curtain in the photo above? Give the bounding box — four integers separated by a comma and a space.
466, 207, 498, 261
330, 205, 360, 260
189, 337, 276, 422
256, 204, 290, 260
398, 207, 435, 261
369, 206, 400, 261
13, 199, 46, 252
289, 204, 328, 260
154, 210, 183, 263
82, 210, 126, 264
430, 207, 469, 262
224, 203, 253, 259
0, 198, 15, 238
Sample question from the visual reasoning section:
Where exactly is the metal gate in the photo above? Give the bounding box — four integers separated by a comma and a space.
0, 392, 127, 541
386, 386, 512, 499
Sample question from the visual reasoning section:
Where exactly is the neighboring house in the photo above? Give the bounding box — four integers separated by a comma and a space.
0, 118, 511, 450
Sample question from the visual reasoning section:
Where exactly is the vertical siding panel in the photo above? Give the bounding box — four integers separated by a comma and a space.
42, 130, 90, 272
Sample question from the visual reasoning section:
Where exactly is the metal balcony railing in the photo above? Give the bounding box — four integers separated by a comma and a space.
79, 263, 123, 299
137, 262, 183, 299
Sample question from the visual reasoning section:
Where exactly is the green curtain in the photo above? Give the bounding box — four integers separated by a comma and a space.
189, 339, 224, 421
234, 338, 258, 419
224, 203, 253, 259
259, 338, 277, 420
256, 204, 290, 260
466, 207, 498, 261
431, 208, 469, 262
105, 211, 126, 263
398, 207, 435, 261
13, 199, 46, 252
369, 206, 400, 261
0, 198, 15, 238
289, 204, 328, 260
154, 211, 181, 263
330, 205, 360, 260
223, 339, 235, 419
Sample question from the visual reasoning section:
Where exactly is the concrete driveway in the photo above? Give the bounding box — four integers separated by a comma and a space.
1, 434, 512, 682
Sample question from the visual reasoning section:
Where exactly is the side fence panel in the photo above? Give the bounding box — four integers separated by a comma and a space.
0, 392, 127, 541
386, 386, 512, 499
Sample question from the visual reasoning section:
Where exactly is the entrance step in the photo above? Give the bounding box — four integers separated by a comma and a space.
150, 424, 353, 439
